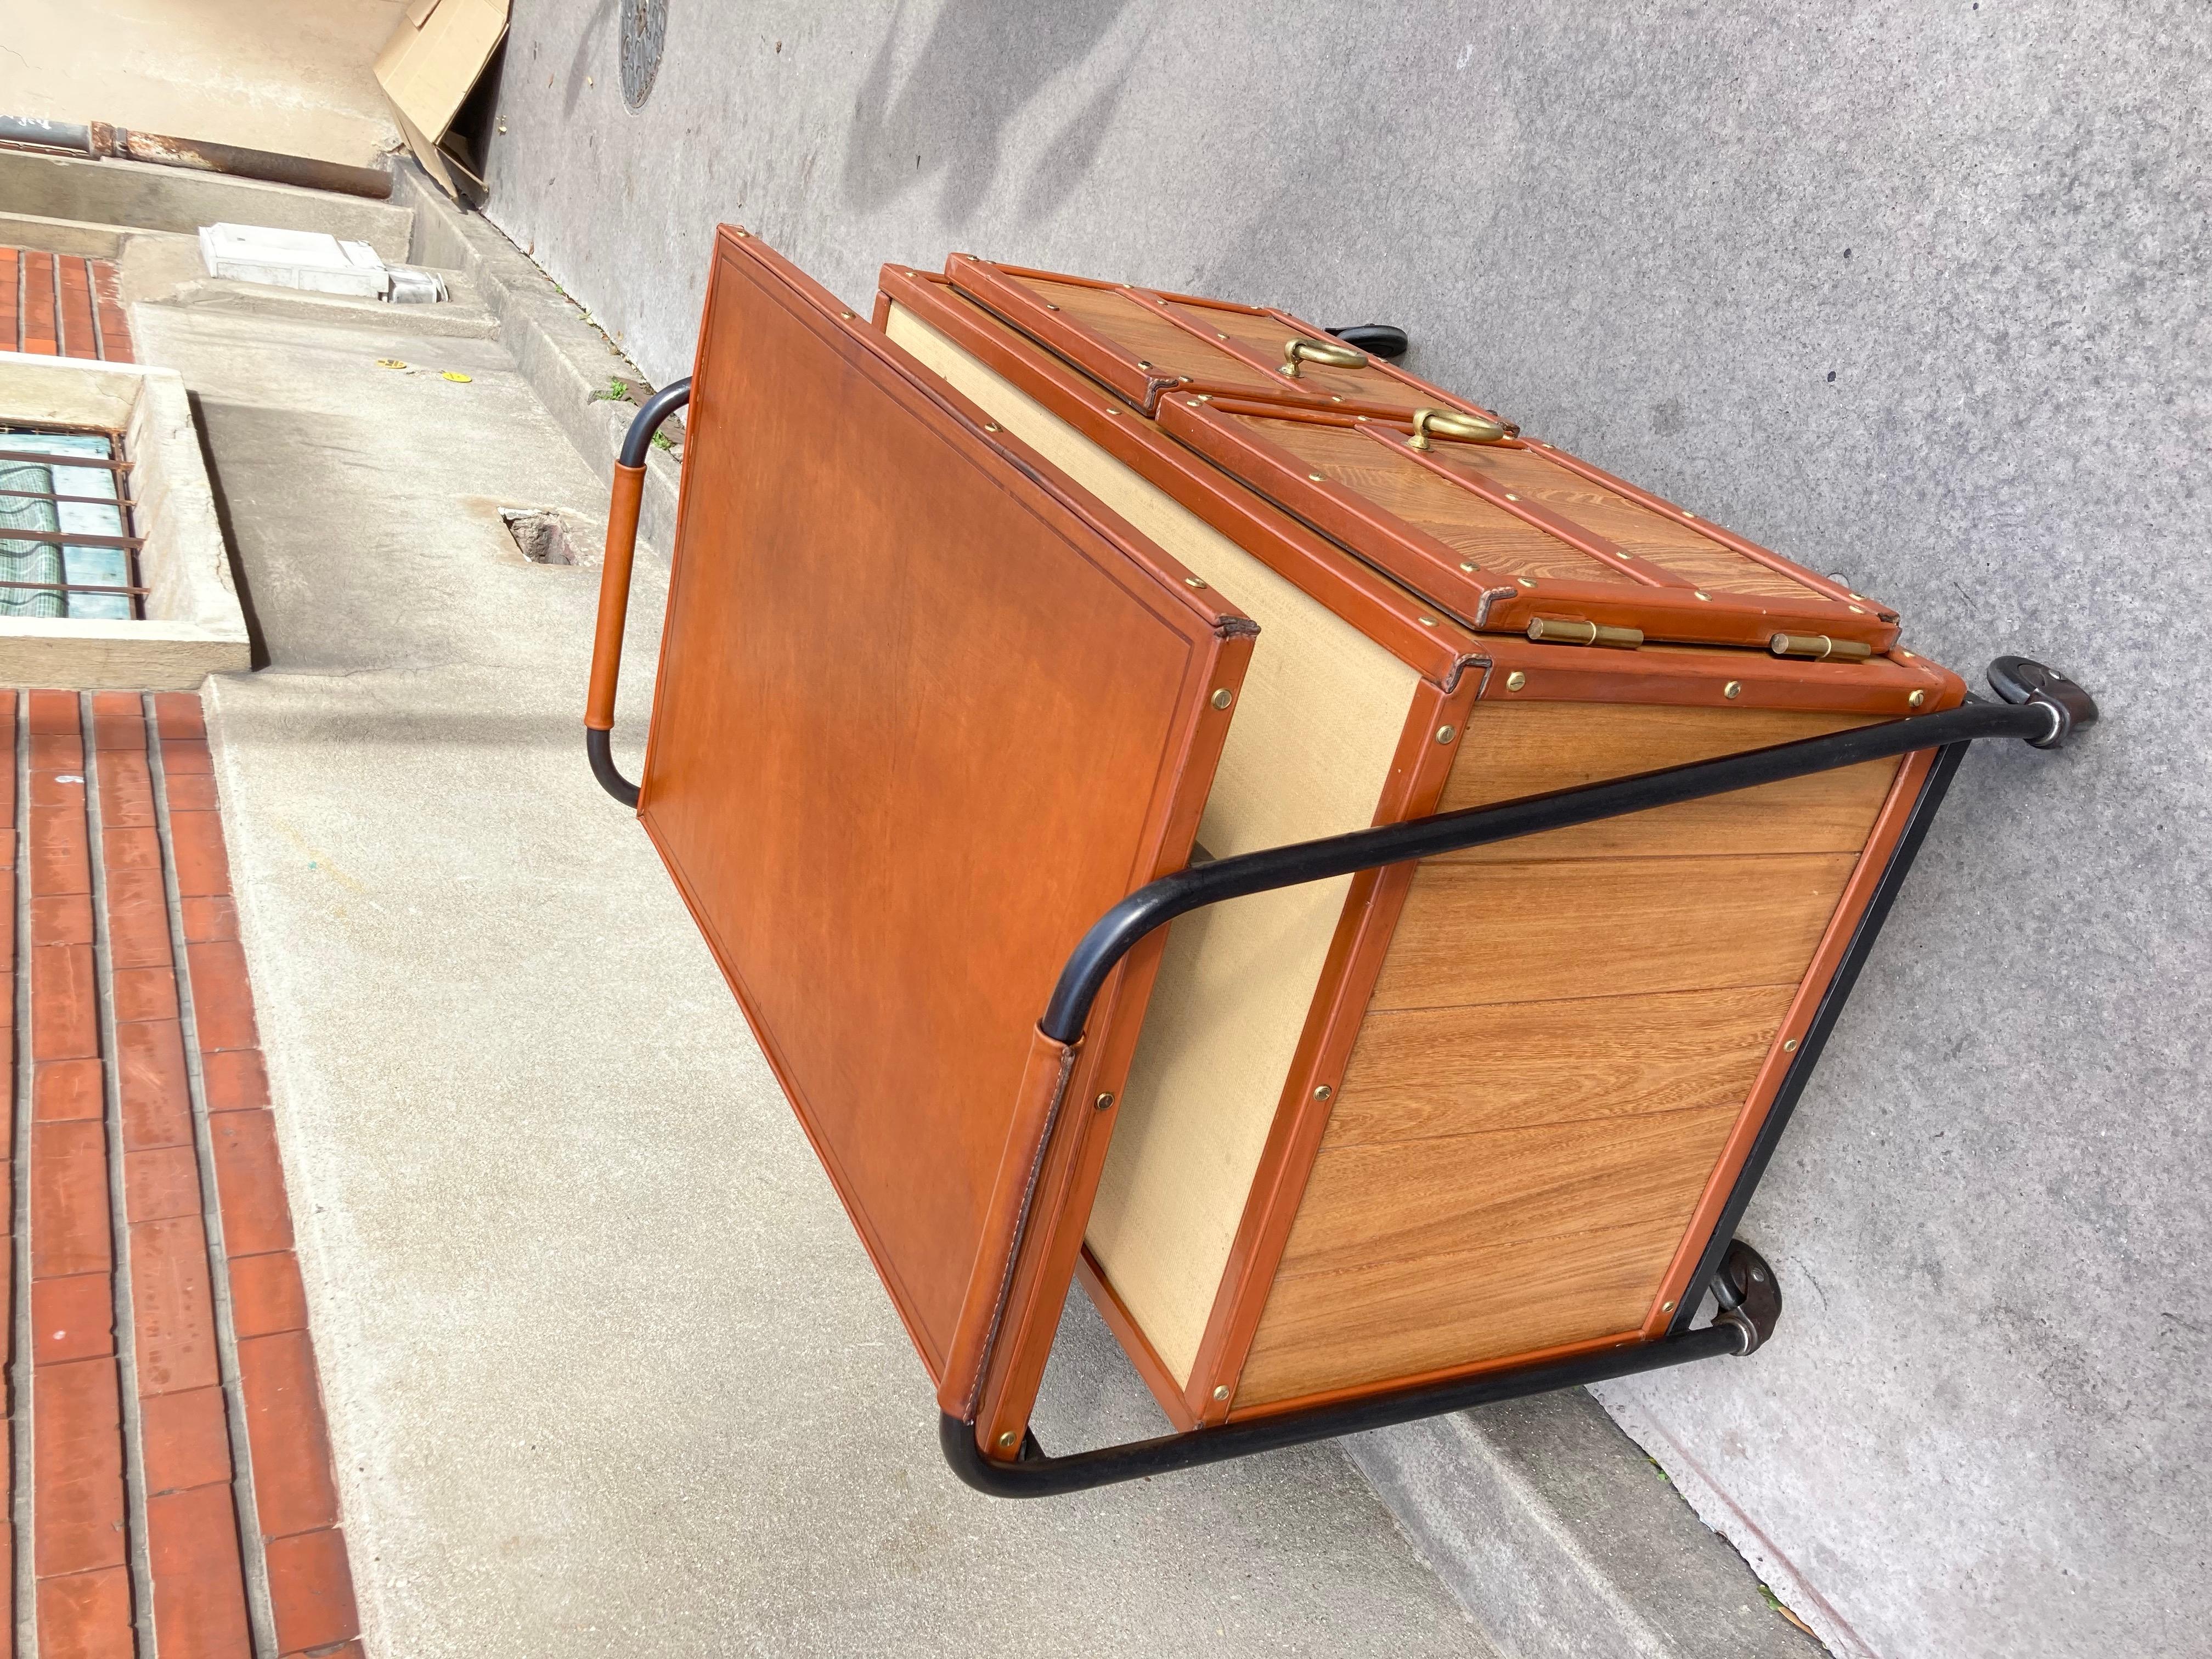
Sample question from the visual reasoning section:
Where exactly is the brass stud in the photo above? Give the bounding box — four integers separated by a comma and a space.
1215, 331, 1229, 340
1618, 551, 1634, 560
839, 310, 855, 320
1662, 1300, 1676, 1313
1900, 649, 1916, 659
1506, 671, 1527, 691
1137, 359, 1154, 370
1459, 562, 1477, 573
1848, 604, 1865, 614
1211, 688, 1235, 710
1356, 414, 1370, 422
1517, 577, 1537, 589
1436, 724, 1457, 743
1095, 1092, 1114, 1110
1103, 406, 1119, 416
997, 1431, 1019, 1449
1184, 577, 1208, 590
1909, 689, 1927, 708
1684, 510, 1699, 520
1313, 1084, 1333, 1102
1212, 1385, 1231, 1402
1505, 493, 1519, 502
1693, 590, 1711, 601
1308, 472, 1326, 482
1783, 1037, 1799, 1052
1045, 302, 1060, 311
1330, 395, 1344, 403
983, 422, 1000, 432
1419, 616, 1438, 628
1724, 680, 1743, 699
733, 228, 749, 237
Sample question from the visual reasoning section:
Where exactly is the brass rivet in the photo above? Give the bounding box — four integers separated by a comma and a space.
1848, 604, 1865, 614
1095, 1092, 1114, 1110
1459, 562, 1477, 573
1137, 359, 1154, 370
1662, 1300, 1676, 1313
997, 1431, 1019, 1449
1188, 396, 1205, 405
1506, 671, 1527, 692
1419, 616, 1438, 628
1908, 690, 1926, 708
1184, 576, 1208, 589
1313, 1084, 1333, 1101
1356, 414, 1370, 422
1900, 649, 1916, 659
1308, 472, 1325, 482
984, 422, 1000, 432
839, 310, 855, 320
1211, 688, 1234, 710
1103, 406, 1119, 416
1505, 493, 1519, 502
1330, 395, 1344, 403
1724, 680, 1743, 699
1045, 302, 1060, 311
1212, 1385, 1231, 1402
1684, 510, 1699, 520
1517, 577, 1537, 589
1694, 590, 1711, 601
1215, 331, 1228, 341
1436, 724, 1457, 743
733, 228, 749, 237
1850, 592, 1867, 601
1783, 1037, 1799, 1052
1618, 551, 1634, 561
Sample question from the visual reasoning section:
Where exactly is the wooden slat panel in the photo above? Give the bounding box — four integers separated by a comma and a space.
1276, 1103, 1738, 1282
1009, 275, 1284, 397
1437, 701, 1898, 863
1428, 443, 1816, 599
1325, 985, 1795, 1148
1232, 414, 1639, 585
1372, 853, 1860, 1011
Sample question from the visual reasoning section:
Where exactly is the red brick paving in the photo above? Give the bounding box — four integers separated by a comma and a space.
0, 248, 134, 362
3, 691, 360, 1657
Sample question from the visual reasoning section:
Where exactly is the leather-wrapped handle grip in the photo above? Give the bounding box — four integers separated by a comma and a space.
585, 378, 691, 807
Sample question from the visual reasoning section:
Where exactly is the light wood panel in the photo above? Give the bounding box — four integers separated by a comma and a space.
1237, 1216, 1685, 1406
1370, 853, 1861, 1011
1232, 414, 1637, 585
1324, 984, 1796, 1148
1274, 1102, 1739, 1282
1435, 701, 1898, 863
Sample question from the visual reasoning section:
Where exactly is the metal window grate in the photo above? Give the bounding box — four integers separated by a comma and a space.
0, 422, 143, 619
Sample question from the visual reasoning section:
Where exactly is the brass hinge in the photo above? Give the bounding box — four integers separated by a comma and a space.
1769, 633, 1874, 662
1526, 617, 1644, 650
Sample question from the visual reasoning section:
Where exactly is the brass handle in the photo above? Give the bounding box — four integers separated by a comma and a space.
1408, 407, 1511, 450
1280, 337, 1369, 377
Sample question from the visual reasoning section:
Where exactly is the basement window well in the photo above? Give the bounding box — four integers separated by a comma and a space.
0, 425, 139, 619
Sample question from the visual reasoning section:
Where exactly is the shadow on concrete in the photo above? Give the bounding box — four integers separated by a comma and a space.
185, 388, 269, 672
843, 0, 1136, 224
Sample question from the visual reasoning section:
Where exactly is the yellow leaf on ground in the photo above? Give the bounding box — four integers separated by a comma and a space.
441, 371, 473, 383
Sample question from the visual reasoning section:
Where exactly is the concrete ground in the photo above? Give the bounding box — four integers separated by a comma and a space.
473, 6, 2212, 1656
126, 293, 1489, 1656
0, 0, 406, 168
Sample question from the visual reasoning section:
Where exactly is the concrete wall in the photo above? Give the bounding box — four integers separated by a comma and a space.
470, 5, 2209, 1655
0, 0, 405, 167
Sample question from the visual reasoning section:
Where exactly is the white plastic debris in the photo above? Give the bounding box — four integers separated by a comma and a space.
196, 223, 448, 303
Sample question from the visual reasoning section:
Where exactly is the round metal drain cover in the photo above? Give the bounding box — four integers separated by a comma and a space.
620, 0, 668, 110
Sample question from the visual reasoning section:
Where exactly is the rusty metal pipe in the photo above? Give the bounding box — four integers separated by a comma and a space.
0, 114, 392, 200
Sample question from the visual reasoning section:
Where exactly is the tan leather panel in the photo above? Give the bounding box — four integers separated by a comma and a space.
641, 230, 1239, 1387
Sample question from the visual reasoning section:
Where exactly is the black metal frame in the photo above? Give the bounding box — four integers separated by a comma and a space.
585, 392, 2100, 1499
